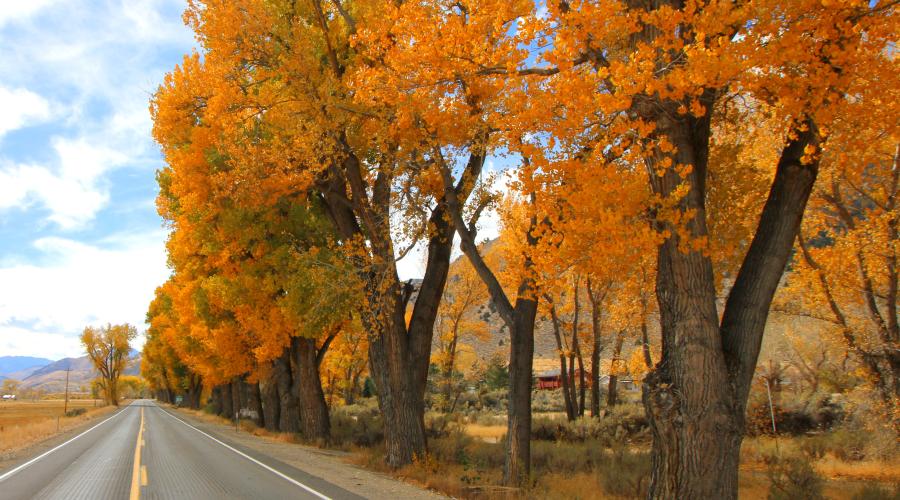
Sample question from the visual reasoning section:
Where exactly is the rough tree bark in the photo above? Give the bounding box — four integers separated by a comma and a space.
641, 103, 821, 498
219, 382, 234, 419
261, 363, 281, 432
273, 349, 300, 433
293, 335, 333, 442
247, 379, 265, 428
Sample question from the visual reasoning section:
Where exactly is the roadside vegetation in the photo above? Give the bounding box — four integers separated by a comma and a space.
142, 0, 898, 498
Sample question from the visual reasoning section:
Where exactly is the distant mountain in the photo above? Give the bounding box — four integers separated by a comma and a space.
18, 352, 142, 393
0, 356, 54, 378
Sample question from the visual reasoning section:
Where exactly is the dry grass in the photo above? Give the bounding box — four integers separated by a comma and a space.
172, 406, 304, 445
464, 424, 506, 443
0, 399, 116, 454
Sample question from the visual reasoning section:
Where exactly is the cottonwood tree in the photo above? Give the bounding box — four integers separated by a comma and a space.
153, 0, 500, 466
363, 0, 897, 493
81, 323, 136, 406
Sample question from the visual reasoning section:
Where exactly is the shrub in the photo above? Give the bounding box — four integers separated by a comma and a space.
851, 484, 900, 500
798, 435, 828, 460
823, 428, 871, 462
330, 409, 383, 448
64, 408, 87, 417
765, 454, 824, 500
429, 430, 474, 464
598, 446, 651, 498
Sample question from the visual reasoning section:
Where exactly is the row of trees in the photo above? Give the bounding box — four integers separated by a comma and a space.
143, 0, 897, 497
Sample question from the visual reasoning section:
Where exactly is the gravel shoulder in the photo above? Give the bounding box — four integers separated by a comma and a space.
169, 406, 448, 500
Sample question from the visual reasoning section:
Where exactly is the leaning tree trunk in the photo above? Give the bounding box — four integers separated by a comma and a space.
294, 336, 330, 442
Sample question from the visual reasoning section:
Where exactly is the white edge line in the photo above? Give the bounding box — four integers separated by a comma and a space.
0, 402, 131, 483
156, 404, 331, 500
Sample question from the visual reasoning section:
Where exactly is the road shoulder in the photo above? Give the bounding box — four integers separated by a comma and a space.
164, 405, 447, 500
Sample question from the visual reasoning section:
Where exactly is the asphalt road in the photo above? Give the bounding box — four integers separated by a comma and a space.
0, 400, 362, 500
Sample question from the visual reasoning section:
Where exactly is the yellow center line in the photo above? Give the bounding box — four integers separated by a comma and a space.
129, 407, 145, 500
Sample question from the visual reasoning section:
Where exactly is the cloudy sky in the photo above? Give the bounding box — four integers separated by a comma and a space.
0, 1, 507, 361
0, 0, 195, 359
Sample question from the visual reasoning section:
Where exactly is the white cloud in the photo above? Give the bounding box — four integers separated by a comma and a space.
0, 137, 129, 228
0, 86, 53, 138
0, 0, 58, 28
0, 325, 81, 360
0, 232, 168, 358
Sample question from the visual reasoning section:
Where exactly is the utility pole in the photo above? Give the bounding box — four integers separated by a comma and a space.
63, 364, 71, 415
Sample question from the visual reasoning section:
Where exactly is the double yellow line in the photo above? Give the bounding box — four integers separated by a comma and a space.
129, 407, 147, 500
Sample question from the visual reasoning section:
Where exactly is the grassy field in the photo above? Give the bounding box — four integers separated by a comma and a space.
0, 399, 117, 454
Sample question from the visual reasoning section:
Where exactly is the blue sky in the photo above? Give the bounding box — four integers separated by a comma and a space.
0, 0, 196, 359
0, 1, 508, 360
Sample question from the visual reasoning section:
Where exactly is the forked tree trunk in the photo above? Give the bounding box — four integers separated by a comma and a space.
320, 149, 481, 467
642, 105, 820, 498
294, 337, 330, 442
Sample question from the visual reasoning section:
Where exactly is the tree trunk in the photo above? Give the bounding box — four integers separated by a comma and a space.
368, 315, 427, 466
642, 104, 820, 498
576, 341, 586, 416
230, 379, 242, 421
549, 303, 576, 420
247, 380, 265, 428
220, 382, 234, 419
261, 365, 280, 432
608, 331, 625, 407
294, 337, 330, 442
587, 278, 603, 417
504, 297, 538, 485
274, 350, 300, 433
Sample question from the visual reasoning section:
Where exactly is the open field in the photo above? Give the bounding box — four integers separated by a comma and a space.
0, 399, 118, 455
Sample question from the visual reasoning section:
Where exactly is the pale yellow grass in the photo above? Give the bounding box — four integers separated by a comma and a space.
816, 456, 900, 482
463, 423, 506, 443
0, 400, 117, 454
173, 406, 302, 444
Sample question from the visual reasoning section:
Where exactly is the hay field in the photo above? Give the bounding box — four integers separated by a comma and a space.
0, 399, 116, 454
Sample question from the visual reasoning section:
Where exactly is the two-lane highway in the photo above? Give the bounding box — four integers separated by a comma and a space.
0, 400, 361, 499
